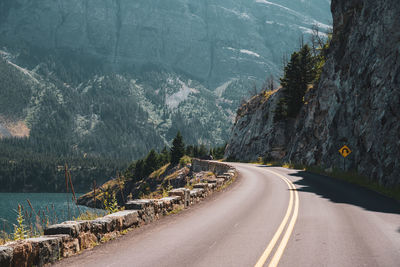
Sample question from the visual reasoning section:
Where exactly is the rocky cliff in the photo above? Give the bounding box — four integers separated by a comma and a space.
225, 90, 294, 161
226, 0, 400, 186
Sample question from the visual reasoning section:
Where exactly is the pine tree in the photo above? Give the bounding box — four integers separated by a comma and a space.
159, 146, 170, 165
133, 159, 145, 180
275, 44, 315, 120
144, 149, 160, 175
170, 131, 185, 166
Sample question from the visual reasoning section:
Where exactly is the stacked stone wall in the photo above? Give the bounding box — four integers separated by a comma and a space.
0, 160, 237, 267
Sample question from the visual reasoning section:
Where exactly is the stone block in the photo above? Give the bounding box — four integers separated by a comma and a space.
78, 232, 98, 249
216, 178, 225, 185
125, 199, 153, 210
61, 237, 80, 258
27, 236, 63, 266
0, 246, 13, 267
160, 196, 181, 202
68, 220, 92, 232
105, 210, 139, 230
160, 197, 174, 212
91, 217, 115, 234
168, 188, 190, 207
7, 240, 33, 267
189, 188, 205, 197
44, 222, 80, 237
217, 175, 231, 181
193, 183, 209, 189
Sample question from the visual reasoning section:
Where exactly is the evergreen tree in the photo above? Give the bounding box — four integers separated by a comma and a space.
159, 146, 170, 165
199, 144, 208, 158
275, 44, 315, 120
185, 145, 194, 157
170, 131, 185, 166
144, 149, 160, 176
133, 159, 145, 181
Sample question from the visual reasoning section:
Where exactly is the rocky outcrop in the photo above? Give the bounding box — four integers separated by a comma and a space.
225, 90, 294, 161
0, 160, 237, 267
226, 0, 400, 186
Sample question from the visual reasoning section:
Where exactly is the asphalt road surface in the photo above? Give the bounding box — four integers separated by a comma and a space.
54, 163, 400, 267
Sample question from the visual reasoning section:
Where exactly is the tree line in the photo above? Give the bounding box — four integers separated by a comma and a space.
0, 137, 128, 192
124, 131, 226, 183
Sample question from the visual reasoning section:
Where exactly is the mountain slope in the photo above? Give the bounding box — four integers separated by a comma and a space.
0, 0, 331, 87
0, 0, 332, 160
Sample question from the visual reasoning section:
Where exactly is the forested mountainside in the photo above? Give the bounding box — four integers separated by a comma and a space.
226, 0, 400, 186
0, 0, 331, 159
0, 1, 331, 192
0, 55, 231, 159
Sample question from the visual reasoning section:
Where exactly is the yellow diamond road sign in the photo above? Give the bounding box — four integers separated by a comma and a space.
339, 145, 352, 158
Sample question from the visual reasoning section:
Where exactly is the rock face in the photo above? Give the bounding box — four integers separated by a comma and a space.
0, 0, 331, 87
226, 0, 400, 186
225, 90, 294, 161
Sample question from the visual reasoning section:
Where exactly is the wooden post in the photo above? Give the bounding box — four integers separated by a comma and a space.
93, 180, 97, 209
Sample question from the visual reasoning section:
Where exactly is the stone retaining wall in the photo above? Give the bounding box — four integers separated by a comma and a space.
0, 160, 237, 267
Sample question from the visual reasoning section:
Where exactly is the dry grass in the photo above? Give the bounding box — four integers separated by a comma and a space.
75, 210, 105, 221
80, 178, 125, 205
263, 89, 278, 101
149, 164, 170, 179
165, 171, 179, 180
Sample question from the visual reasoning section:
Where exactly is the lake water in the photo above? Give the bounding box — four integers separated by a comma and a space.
0, 193, 104, 235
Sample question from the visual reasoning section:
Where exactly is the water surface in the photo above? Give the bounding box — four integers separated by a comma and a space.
0, 193, 103, 234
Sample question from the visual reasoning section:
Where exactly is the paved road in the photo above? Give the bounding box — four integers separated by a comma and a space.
54, 163, 400, 267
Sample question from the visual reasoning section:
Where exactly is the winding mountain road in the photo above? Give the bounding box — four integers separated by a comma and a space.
54, 163, 400, 267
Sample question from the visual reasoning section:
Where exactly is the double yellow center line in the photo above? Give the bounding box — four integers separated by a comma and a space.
254, 169, 300, 267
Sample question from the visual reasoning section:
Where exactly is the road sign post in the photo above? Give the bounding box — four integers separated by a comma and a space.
339, 145, 352, 170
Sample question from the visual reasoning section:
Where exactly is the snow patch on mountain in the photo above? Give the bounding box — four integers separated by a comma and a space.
256, 0, 331, 30
219, 6, 251, 20
240, 49, 261, 58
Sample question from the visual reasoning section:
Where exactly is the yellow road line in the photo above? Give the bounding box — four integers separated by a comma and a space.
254, 178, 293, 267
254, 169, 300, 267
268, 174, 299, 267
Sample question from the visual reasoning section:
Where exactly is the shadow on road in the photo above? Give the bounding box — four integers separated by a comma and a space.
258, 166, 400, 215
